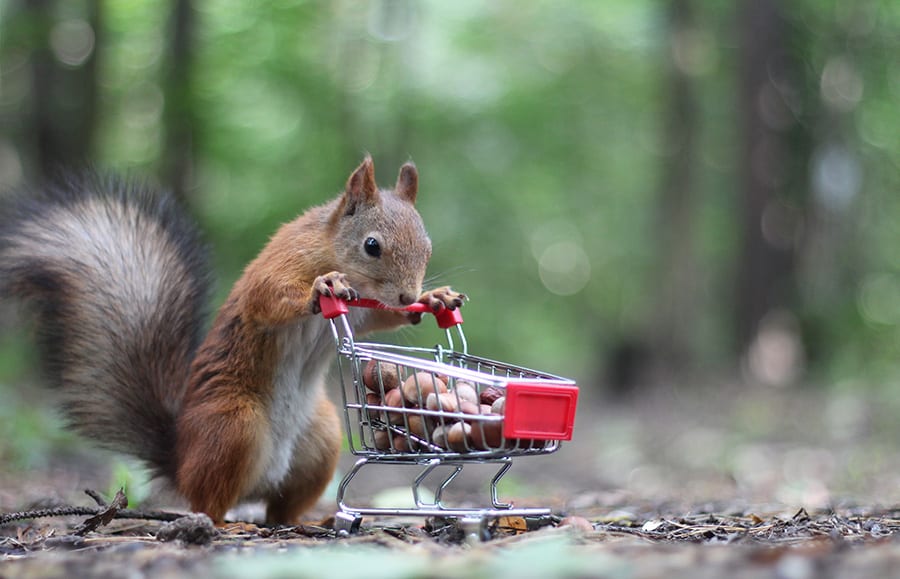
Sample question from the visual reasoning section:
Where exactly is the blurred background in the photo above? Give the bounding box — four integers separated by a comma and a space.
1, 0, 899, 513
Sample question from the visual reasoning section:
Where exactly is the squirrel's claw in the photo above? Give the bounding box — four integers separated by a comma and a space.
418, 286, 467, 313
311, 271, 357, 313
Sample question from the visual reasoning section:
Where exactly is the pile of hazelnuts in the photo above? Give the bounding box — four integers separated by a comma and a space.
361, 359, 507, 452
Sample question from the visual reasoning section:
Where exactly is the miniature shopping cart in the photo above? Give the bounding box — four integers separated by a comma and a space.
319, 295, 579, 535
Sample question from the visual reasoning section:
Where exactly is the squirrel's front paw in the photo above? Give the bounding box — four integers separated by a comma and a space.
311, 271, 358, 313
418, 286, 467, 312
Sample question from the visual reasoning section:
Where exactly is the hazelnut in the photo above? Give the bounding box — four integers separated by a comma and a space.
425, 392, 460, 413
469, 419, 503, 450
479, 386, 504, 405
459, 400, 481, 415
454, 381, 479, 405
364, 392, 382, 420
400, 372, 447, 406
372, 429, 391, 450
363, 359, 400, 393
405, 414, 431, 438
383, 388, 405, 424
392, 434, 413, 452
433, 422, 471, 452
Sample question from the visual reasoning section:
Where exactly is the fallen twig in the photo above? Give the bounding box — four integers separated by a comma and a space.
0, 489, 186, 527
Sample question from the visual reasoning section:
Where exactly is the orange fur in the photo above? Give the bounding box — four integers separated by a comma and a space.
174, 157, 464, 524
1, 160, 464, 526
176, 296, 278, 523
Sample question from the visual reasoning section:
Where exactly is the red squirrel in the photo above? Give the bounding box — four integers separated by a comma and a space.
0, 156, 464, 524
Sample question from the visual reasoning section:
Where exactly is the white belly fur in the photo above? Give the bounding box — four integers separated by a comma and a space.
248, 309, 367, 497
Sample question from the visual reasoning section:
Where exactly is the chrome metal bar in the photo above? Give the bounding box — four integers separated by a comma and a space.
340, 506, 551, 519
455, 324, 468, 355
490, 460, 514, 509
433, 464, 464, 508
412, 459, 442, 507
335, 457, 553, 521
336, 457, 369, 514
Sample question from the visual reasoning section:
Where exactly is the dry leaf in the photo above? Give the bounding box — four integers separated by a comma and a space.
74, 488, 128, 536
497, 516, 528, 533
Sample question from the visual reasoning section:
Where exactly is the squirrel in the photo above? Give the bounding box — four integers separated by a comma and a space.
0, 156, 464, 524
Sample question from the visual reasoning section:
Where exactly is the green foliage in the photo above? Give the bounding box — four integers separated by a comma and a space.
107, 460, 152, 507
1, 0, 899, 472
0, 385, 73, 470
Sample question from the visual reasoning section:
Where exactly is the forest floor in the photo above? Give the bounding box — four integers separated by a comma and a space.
2, 381, 900, 578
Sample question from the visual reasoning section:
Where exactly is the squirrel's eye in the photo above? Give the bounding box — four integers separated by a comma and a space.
364, 237, 381, 258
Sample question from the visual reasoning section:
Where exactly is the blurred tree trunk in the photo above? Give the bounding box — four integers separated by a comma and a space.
25, 0, 101, 176
734, 0, 798, 355
648, 0, 700, 377
162, 0, 196, 202
334, 0, 415, 172
605, 0, 701, 394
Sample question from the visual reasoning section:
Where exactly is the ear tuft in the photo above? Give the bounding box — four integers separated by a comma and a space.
395, 161, 418, 204
343, 155, 379, 214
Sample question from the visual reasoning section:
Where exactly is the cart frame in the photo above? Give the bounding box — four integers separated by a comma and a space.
319, 296, 579, 533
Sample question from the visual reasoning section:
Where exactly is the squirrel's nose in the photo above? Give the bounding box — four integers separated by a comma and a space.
399, 292, 416, 306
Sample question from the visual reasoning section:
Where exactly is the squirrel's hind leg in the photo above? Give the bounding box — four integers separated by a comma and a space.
175, 399, 271, 525
264, 394, 342, 525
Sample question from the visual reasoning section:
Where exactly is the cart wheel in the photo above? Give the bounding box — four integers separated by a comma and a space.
334, 511, 363, 536
458, 516, 491, 543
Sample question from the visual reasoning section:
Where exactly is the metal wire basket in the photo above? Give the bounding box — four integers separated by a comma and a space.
319, 295, 579, 533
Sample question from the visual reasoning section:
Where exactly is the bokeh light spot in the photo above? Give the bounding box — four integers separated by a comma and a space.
538, 241, 591, 296
50, 19, 95, 68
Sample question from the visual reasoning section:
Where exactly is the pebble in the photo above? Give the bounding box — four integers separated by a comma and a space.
559, 515, 594, 533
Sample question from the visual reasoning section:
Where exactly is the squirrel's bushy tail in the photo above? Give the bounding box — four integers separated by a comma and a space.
0, 172, 211, 478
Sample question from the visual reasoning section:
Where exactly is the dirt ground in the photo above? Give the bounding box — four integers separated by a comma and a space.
3, 382, 900, 578
3, 506, 900, 579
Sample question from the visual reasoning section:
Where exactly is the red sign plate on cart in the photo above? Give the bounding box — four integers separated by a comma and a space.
502, 382, 579, 440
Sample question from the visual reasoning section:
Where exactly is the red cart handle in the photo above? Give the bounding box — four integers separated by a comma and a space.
318, 294, 463, 329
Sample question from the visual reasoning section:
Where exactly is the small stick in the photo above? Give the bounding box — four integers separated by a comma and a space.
0, 506, 187, 526
1, 486, 188, 529
84, 489, 108, 507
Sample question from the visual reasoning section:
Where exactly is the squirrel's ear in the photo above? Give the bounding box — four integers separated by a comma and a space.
395, 161, 418, 204
344, 155, 379, 211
